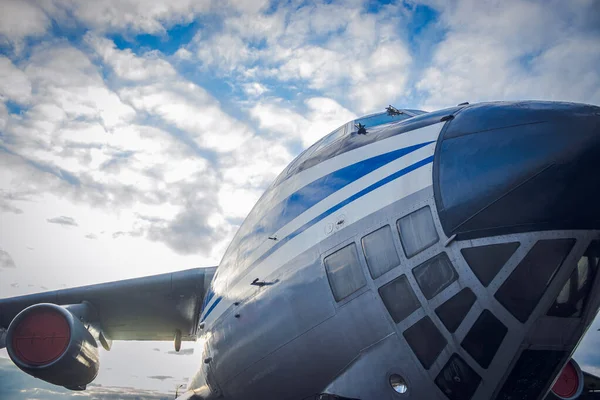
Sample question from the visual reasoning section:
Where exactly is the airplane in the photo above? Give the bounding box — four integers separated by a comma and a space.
1, 100, 600, 400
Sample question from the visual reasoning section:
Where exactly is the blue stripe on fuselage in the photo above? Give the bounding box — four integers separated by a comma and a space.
200, 155, 434, 323
232, 141, 434, 260
201, 296, 222, 322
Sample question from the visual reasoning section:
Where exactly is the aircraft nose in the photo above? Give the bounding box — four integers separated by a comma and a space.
434, 101, 600, 240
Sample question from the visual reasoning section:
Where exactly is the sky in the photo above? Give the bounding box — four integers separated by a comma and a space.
0, 0, 600, 398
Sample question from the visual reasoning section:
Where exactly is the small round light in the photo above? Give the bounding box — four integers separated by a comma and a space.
390, 374, 408, 394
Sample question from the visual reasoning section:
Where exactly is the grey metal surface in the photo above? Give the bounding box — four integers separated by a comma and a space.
0, 267, 216, 341
197, 180, 600, 399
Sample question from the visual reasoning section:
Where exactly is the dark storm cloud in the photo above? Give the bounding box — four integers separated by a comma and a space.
0, 358, 170, 399
47, 216, 79, 226
0, 249, 16, 268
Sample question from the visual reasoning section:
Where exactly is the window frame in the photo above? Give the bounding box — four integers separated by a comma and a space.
361, 224, 402, 279
322, 240, 369, 304
397, 205, 440, 259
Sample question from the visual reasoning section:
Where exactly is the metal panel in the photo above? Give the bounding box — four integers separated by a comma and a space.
434, 101, 600, 239
0, 267, 215, 341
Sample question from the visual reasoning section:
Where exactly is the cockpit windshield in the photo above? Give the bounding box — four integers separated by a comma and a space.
355, 110, 415, 129
272, 108, 426, 188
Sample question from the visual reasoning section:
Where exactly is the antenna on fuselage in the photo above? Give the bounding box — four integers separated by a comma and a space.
355, 123, 367, 135
386, 105, 402, 116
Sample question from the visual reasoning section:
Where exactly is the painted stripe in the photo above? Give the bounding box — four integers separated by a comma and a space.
230, 142, 433, 262
204, 123, 444, 320
234, 143, 436, 290
202, 156, 434, 323
265, 123, 443, 210
252, 156, 434, 269
203, 143, 435, 316
201, 288, 215, 312
201, 296, 222, 322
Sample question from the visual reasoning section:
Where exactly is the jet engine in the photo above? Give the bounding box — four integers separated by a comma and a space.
551, 358, 585, 400
5, 303, 100, 390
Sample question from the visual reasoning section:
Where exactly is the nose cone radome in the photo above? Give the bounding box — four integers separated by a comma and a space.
433, 101, 600, 240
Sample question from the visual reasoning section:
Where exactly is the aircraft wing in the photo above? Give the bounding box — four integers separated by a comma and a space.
0, 267, 216, 347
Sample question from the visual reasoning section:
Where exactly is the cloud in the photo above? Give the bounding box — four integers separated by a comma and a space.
0, 250, 16, 269
85, 233, 98, 239
250, 97, 356, 147
119, 80, 253, 153
415, 0, 600, 109
0, 199, 23, 214
0, 0, 51, 51
166, 348, 194, 356
243, 82, 268, 97
0, 56, 32, 104
187, 0, 413, 113
147, 375, 174, 381
0, 358, 170, 399
47, 216, 79, 227
85, 34, 177, 81
50, 0, 211, 35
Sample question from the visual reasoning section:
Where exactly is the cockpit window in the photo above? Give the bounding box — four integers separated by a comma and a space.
272, 124, 349, 187
313, 125, 347, 152
355, 111, 412, 129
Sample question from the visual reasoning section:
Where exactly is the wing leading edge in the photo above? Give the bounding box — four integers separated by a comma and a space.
0, 267, 216, 346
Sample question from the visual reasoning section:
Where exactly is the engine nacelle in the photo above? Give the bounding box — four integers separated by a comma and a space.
6, 303, 100, 390
551, 358, 585, 400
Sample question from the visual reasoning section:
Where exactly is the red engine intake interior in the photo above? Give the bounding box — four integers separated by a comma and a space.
11, 308, 71, 366
552, 359, 583, 399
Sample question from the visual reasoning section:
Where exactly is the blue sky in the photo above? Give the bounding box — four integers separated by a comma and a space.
1, 0, 600, 397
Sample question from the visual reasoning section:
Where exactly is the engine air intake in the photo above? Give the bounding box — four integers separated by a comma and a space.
11, 307, 71, 366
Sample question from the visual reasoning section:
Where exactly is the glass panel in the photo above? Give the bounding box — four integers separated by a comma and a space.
378, 275, 421, 323
461, 310, 507, 369
496, 350, 566, 400
461, 242, 520, 287
355, 111, 410, 129
397, 206, 439, 258
495, 239, 575, 323
313, 125, 346, 153
435, 354, 481, 400
324, 243, 366, 302
435, 288, 476, 333
403, 316, 447, 369
361, 225, 400, 279
548, 240, 600, 318
413, 253, 458, 300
